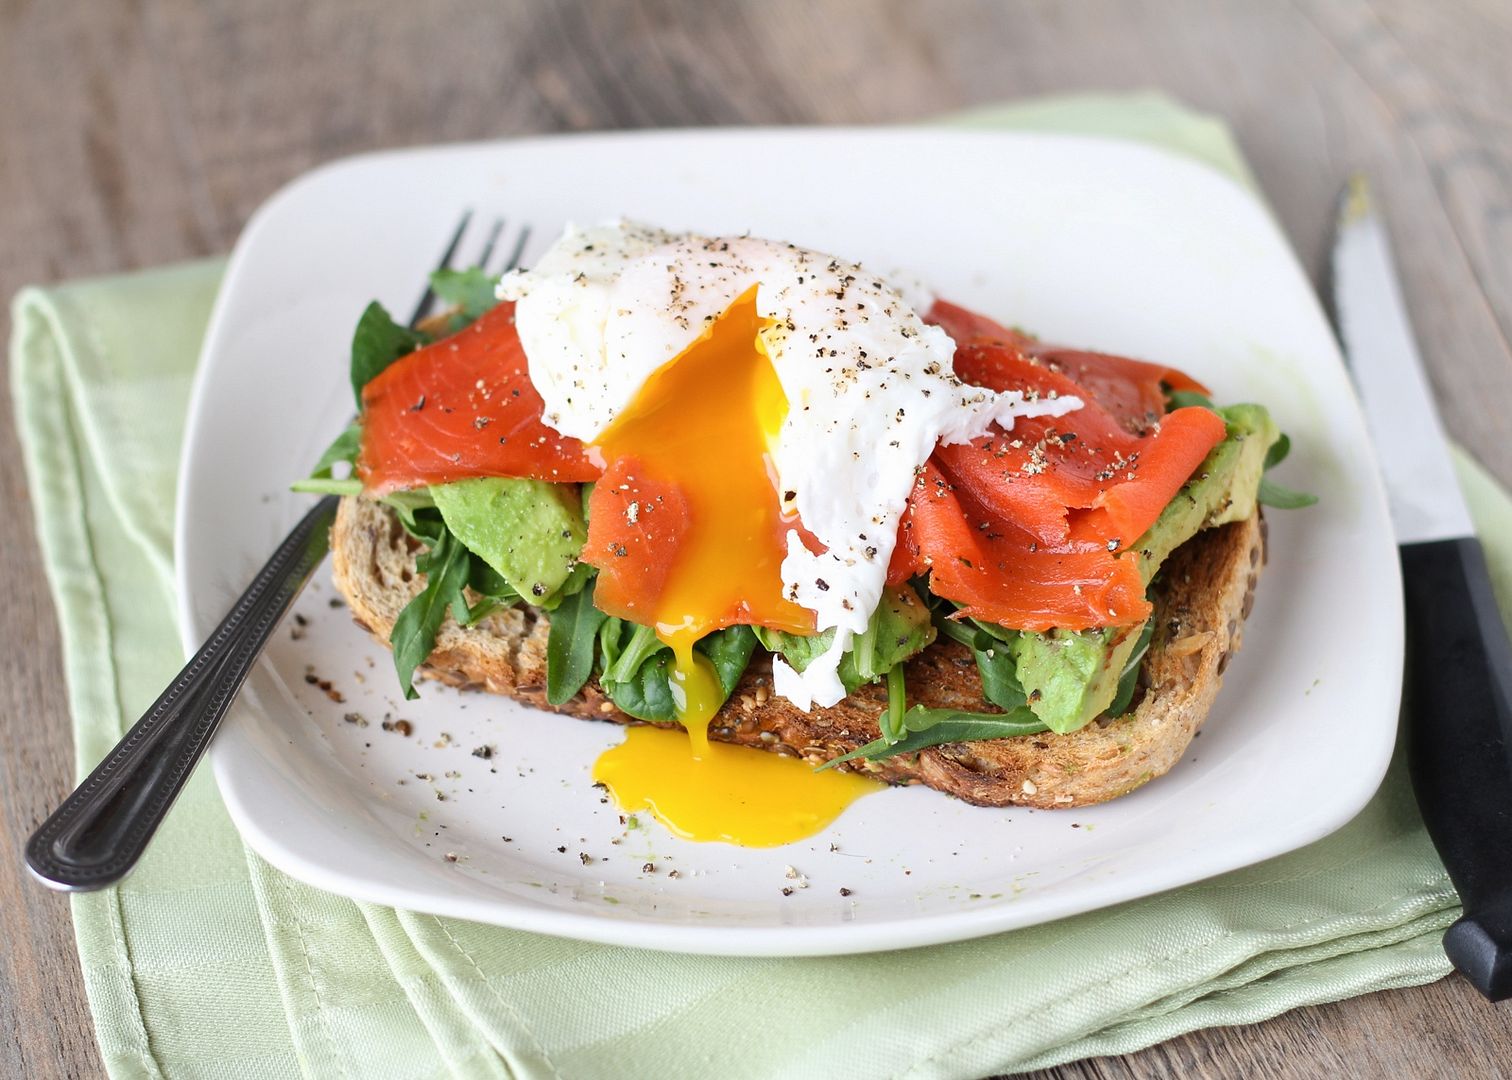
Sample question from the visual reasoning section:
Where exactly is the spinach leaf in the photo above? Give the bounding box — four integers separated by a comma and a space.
697, 625, 759, 695
972, 633, 1028, 711
752, 625, 835, 673
601, 622, 665, 684
821, 703, 1047, 769
1257, 432, 1319, 508
602, 649, 677, 721
429, 267, 501, 323
350, 301, 424, 408
388, 528, 471, 699
546, 578, 609, 705
1105, 618, 1155, 718
597, 622, 676, 720
597, 622, 757, 722
596, 616, 626, 674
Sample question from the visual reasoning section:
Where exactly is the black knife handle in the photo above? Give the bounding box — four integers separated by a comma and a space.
1402, 536, 1512, 1001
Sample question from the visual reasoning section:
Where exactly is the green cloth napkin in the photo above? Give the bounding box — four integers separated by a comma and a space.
10, 94, 1499, 1079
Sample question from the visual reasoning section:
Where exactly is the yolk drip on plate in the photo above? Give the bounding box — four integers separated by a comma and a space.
587, 287, 880, 845
593, 727, 880, 848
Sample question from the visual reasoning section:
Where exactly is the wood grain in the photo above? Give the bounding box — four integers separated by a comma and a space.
2, 1, 1511, 1077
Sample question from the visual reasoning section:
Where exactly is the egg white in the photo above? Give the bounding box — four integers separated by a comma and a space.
499, 221, 1081, 709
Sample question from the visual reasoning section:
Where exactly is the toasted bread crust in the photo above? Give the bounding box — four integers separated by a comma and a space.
330, 496, 1264, 808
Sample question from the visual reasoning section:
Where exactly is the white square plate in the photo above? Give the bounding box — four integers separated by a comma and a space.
177, 128, 1401, 956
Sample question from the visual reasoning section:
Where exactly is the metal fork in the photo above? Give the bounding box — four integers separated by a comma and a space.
26, 212, 530, 891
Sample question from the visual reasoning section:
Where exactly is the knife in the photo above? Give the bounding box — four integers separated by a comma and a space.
1331, 175, 1512, 1002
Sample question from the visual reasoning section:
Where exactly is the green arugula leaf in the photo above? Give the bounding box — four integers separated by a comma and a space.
350, 301, 424, 408
1257, 477, 1319, 509
1263, 431, 1292, 470
388, 529, 471, 700
820, 704, 1047, 769
380, 489, 440, 538
290, 477, 363, 496
310, 422, 362, 478
1257, 432, 1319, 507
291, 423, 363, 494
880, 665, 907, 743
546, 578, 609, 705
429, 267, 501, 322
1166, 388, 1217, 411
755, 585, 934, 693
549, 560, 595, 608
920, 588, 1026, 711
466, 557, 519, 602
387, 501, 447, 546
928, 609, 978, 649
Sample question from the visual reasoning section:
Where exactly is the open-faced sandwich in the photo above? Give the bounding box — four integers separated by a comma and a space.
298, 220, 1310, 843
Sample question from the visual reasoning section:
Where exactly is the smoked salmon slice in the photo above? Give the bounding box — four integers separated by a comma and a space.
900, 301, 1227, 631
892, 461, 1153, 632
357, 303, 600, 495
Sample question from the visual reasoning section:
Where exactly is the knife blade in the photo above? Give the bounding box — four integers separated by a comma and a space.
1331, 174, 1512, 1002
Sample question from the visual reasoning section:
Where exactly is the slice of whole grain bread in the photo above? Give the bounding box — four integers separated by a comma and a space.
329, 495, 1265, 809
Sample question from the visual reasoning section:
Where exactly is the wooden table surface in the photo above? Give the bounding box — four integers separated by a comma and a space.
4, 2, 1511, 1077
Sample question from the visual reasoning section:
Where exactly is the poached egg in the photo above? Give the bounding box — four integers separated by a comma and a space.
499, 220, 1081, 724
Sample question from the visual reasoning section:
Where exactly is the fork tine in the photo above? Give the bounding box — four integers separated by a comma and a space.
499, 224, 531, 275
474, 218, 506, 271
408, 210, 473, 328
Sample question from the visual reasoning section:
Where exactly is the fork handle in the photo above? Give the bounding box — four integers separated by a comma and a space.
25, 496, 339, 891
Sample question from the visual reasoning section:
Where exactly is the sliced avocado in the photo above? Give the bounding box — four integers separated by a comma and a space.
429, 476, 587, 606
1012, 624, 1142, 734
1126, 402, 1278, 583
1010, 403, 1279, 732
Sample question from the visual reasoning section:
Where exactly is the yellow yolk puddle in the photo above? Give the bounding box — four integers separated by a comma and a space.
593, 727, 880, 847
588, 287, 880, 845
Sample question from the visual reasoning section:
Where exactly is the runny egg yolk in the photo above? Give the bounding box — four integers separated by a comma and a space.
590, 286, 811, 753
588, 287, 880, 845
